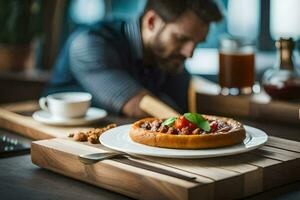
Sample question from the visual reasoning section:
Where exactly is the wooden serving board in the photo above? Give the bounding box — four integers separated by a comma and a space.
0, 96, 180, 140
0, 101, 134, 140
31, 136, 300, 200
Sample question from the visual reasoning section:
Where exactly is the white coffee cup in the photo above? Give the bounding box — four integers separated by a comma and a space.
39, 92, 92, 119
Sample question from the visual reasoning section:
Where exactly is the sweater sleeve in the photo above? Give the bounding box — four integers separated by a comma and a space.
69, 31, 143, 114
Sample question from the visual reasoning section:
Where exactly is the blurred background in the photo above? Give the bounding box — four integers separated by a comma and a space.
0, 0, 299, 103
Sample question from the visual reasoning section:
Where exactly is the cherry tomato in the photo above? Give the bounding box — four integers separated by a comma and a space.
210, 121, 218, 132
174, 116, 198, 130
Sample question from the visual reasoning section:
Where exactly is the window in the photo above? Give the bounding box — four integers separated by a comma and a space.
270, 0, 300, 40
70, 0, 106, 25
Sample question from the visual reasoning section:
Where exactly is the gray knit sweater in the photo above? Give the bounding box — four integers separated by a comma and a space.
45, 19, 191, 114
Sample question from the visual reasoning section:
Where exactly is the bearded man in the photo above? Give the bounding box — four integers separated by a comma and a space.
45, 0, 222, 117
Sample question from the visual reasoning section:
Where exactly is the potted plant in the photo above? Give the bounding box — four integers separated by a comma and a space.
0, 0, 41, 71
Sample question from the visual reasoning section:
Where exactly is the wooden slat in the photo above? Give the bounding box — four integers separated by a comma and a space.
251, 145, 300, 188
230, 147, 300, 190
146, 156, 262, 198
0, 108, 92, 139
258, 146, 300, 159
266, 136, 300, 153
199, 157, 263, 197
252, 149, 297, 161
0, 100, 39, 112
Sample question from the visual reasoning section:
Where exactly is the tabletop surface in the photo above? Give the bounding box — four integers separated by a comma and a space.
0, 114, 299, 200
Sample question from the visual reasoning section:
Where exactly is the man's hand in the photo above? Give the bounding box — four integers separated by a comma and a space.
122, 90, 150, 118
122, 90, 181, 118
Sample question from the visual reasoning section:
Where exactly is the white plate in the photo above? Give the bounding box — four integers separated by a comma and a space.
32, 107, 107, 126
100, 124, 268, 159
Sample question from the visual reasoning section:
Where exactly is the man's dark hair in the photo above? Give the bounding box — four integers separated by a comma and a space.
144, 0, 223, 24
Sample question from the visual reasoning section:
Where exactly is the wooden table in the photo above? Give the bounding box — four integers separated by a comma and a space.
1, 155, 299, 200
0, 101, 299, 200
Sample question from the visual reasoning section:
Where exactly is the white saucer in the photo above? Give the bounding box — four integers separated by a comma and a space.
100, 124, 268, 159
32, 107, 107, 126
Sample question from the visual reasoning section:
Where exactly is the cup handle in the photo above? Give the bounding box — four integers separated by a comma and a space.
39, 97, 49, 112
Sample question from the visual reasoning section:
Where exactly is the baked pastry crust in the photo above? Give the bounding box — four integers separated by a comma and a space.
129, 115, 246, 149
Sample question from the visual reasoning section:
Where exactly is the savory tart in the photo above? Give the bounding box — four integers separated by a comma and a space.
129, 113, 246, 149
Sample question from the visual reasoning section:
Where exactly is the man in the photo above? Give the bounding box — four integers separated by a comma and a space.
45, 0, 222, 117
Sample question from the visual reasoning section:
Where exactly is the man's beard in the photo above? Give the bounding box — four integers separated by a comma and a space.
146, 34, 186, 74
155, 54, 186, 74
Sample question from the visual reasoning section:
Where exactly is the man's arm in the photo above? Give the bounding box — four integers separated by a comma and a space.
123, 90, 181, 118
69, 31, 143, 115
69, 31, 177, 117
122, 90, 149, 117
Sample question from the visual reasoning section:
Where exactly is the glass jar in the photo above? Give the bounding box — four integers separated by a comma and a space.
219, 36, 255, 95
262, 38, 300, 100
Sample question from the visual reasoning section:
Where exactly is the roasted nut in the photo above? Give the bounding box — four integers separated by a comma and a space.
218, 126, 231, 132
73, 132, 87, 141
94, 129, 104, 137
181, 127, 191, 135
192, 128, 200, 135
173, 128, 179, 135
151, 120, 161, 129
88, 134, 99, 144
106, 124, 117, 129
159, 125, 169, 133
70, 124, 117, 144
166, 127, 173, 134
167, 127, 179, 134
141, 122, 151, 130
150, 126, 158, 131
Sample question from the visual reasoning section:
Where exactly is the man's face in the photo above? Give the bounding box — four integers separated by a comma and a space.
148, 11, 209, 73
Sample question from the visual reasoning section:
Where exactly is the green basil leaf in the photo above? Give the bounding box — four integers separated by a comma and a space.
198, 120, 211, 132
162, 117, 177, 127
184, 113, 211, 132
183, 113, 198, 124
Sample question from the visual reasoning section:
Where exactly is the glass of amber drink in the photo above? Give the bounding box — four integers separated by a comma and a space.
219, 36, 255, 95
